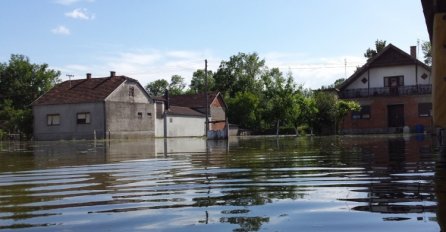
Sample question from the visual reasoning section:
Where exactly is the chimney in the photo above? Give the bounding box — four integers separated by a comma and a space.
410, 46, 417, 59
110, 71, 116, 77
86, 73, 92, 79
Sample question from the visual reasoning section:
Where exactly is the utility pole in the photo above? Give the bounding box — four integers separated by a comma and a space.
205, 59, 209, 138
344, 59, 347, 79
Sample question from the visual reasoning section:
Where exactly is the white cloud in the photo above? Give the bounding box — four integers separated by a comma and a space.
51, 25, 71, 35
57, 50, 218, 88
65, 8, 95, 20
57, 50, 366, 90
263, 52, 366, 89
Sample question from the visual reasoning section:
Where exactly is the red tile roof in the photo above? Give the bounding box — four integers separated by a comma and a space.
32, 76, 129, 105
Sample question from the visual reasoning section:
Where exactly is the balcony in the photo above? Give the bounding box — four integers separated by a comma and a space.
339, 84, 432, 99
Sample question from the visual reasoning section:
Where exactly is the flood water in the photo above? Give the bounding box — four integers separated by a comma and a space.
0, 135, 445, 231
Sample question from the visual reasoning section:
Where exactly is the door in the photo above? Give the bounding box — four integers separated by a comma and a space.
388, 104, 404, 127
385, 76, 404, 96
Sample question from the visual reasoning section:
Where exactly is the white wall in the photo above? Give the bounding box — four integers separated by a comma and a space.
417, 66, 432, 85
346, 73, 369, 89
346, 65, 431, 90
155, 116, 206, 137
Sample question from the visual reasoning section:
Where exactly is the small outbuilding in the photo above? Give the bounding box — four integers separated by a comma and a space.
154, 91, 228, 139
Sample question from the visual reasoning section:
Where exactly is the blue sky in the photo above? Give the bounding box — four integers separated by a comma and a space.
0, 0, 428, 89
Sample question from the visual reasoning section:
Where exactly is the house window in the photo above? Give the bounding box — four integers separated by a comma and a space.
138, 112, 143, 119
147, 112, 152, 117
352, 105, 371, 120
129, 86, 135, 97
169, 118, 173, 123
418, 103, 432, 117
77, 112, 91, 124
384, 76, 404, 87
47, 114, 60, 126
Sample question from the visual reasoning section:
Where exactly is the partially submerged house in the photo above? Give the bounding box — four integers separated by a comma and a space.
154, 91, 228, 138
32, 72, 155, 140
338, 44, 432, 134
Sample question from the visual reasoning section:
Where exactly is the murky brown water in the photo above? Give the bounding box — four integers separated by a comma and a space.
0, 135, 444, 231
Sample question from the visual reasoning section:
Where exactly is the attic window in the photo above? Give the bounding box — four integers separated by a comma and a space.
129, 86, 135, 97
361, 78, 368, 84
421, 73, 428, 80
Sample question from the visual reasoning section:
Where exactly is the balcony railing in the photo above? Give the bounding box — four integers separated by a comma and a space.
339, 84, 432, 99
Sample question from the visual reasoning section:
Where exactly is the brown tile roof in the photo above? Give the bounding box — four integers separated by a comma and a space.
168, 106, 205, 117
168, 91, 220, 108
32, 75, 129, 105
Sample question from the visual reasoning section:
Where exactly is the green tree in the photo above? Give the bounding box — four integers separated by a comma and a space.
0, 54, 60, 109
214, 52, 265, 97
421, 41, 432, 66
311, 91, 359, 135
364, 39, 387, 59
0, 54, 60, 137
169, 75, 186, 95
145, 79, 169, 96
291, 94, 318, 135
313, 91, 337, 135
226, 92, 261, 129
322, 78, 346, 89
261, 69, 297, 135
189, 69, 214, 93
335, 99, 360, 134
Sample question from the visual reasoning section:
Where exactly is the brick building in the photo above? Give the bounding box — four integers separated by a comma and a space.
338, 44, 432, 134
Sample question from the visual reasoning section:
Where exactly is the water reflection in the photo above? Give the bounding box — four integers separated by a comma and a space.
339, 137, 436, 217
0, 135, 444, 231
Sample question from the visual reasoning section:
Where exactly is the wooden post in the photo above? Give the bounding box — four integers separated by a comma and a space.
432, 13, 446, 129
